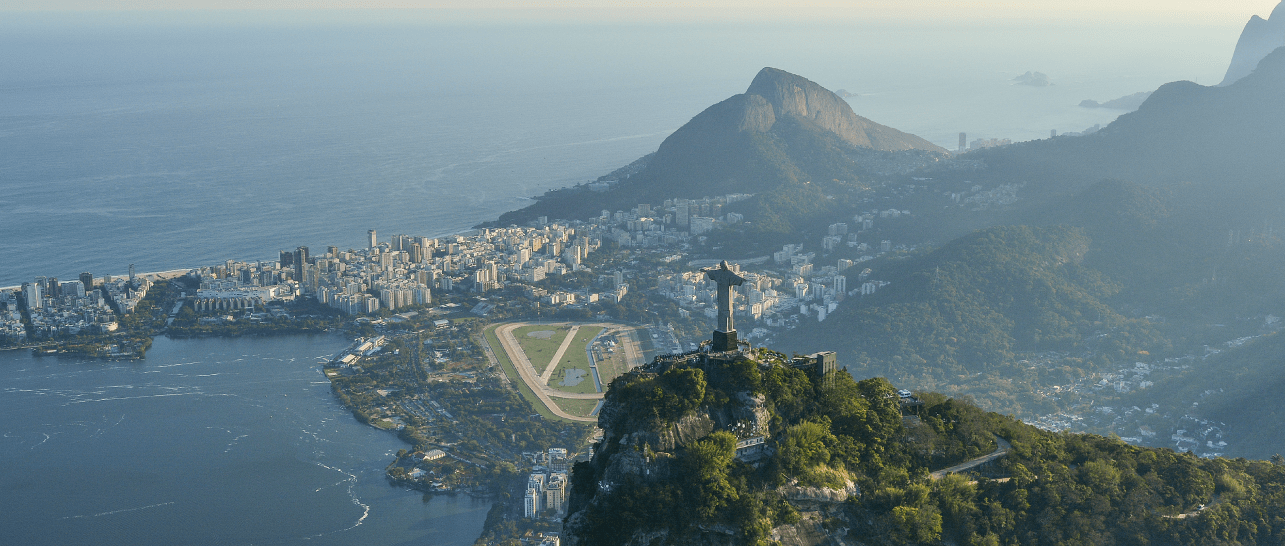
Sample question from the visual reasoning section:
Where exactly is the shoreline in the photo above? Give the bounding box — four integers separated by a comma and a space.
1, 268, 192, 292
2, 228, 488, 293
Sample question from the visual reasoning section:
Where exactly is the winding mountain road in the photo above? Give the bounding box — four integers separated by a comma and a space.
930, 435, 1012, 480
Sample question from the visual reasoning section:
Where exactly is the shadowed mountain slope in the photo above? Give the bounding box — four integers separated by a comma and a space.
1221, 1, 1285, 86
974, 46, 1285, 202
492, 68, 944, 227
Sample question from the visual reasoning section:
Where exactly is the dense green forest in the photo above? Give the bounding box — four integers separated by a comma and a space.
778, 223, 1165, 415
567, 349, 1285, 545
772, 177, 1285, 418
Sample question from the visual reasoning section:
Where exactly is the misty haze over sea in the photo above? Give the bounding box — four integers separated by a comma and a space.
0, 14, 1232, 286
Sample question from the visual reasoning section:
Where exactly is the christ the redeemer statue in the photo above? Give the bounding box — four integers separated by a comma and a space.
703, 260, 745, 352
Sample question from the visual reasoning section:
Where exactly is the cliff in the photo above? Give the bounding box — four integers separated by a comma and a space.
630, 66, 945, 201
490, 67, 945, 230
1220, 1, 1285, 86
741, 68, 942, 152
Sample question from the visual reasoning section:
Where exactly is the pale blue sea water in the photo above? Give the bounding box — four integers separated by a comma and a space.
0, 15, 1238, 288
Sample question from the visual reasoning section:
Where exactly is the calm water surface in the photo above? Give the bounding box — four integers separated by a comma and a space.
0, 335, 489, 545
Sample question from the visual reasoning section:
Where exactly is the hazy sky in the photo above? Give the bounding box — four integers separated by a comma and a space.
1, 0, 1280, 25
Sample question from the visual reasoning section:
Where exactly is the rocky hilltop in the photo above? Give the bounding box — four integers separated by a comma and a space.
562, 345, 1285, 545
1220, 0, 1285, 86
740, 68, 942, 152
491, 67, 945, 229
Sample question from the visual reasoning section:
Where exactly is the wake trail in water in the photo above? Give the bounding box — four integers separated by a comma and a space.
305, 461, 371, 539
62, 501, 176, 519
223, 434, 249, 453
63, 392, 227, 405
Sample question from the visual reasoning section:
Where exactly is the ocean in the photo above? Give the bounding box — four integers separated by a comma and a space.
0, 15, 1241, 287
0, 13, 1248, 544
0, 335, 491, 545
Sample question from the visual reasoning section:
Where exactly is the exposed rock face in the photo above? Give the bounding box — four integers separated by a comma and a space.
734, 94, 777, 133
628, 411, 717, 453
740, 67, 943, 152
769, 479, 859, 546
735, 391, 771, 437
597, 386, 770, 453
566, 372, 853, 546
1220, 1, 1285, 86
630, 66, 944, 199
489, 66, 948, 229
777, 479, 860, 504
769, 510, 857, 546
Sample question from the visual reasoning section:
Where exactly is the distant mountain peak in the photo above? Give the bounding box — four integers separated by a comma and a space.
1220, 1, 1285, 86
489, 67, 945, 230
737, 67, 944, 152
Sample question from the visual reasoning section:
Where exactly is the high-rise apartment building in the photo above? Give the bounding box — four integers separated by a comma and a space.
294, 246, 310, 281
22, 282, 42, 309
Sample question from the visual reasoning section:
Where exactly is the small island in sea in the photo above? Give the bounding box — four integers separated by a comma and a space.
1012, 70, 1051, 86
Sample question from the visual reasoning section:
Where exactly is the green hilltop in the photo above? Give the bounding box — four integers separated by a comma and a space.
564, 348, 1285, 545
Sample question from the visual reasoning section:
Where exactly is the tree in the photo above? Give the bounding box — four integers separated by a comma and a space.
892, 504, 942, 543
776, 421, 834, 477
681, 431, 739, 520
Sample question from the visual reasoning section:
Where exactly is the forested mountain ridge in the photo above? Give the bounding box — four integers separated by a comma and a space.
776, 222, 1166, 415
564, 348, 1285, 545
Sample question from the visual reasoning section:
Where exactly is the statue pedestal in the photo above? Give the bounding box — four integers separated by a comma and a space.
711, 330, 738, 352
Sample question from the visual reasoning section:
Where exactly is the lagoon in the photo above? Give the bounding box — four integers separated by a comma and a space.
0, 335, 488, 545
